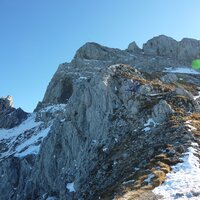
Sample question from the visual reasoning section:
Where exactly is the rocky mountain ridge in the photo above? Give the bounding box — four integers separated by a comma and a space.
0, 96, 27, 129
1, 35, 200, 200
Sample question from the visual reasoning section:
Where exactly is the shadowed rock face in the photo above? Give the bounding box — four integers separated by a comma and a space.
0, 96, 27, 129
1, 36, 200, 200
43, 75, 73, 104
0, 95, 13, 111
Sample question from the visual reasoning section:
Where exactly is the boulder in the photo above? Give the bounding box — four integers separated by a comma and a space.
160, 73, 178, 84
152, 100, 174, 123
174, 87, 193, 99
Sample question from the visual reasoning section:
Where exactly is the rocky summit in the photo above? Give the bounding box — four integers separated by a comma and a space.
1, 35, 200, 200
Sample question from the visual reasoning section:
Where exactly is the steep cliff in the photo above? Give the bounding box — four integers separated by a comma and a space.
1, 35, 200, 200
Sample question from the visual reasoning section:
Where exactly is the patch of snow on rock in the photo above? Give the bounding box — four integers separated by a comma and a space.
0, 113, 52, 159
144, 174, 155, 184
102, 75, 110, 86
66, 182, 76, 192
122, 179, 135, 185
143, 118, 158, 132
78, 76, 87, 80
144, 118, 158, 127
40, 104, 66, 113
14, 126, 51, 157
46, 197, 58, 200
185, 121, 197, 132
194, 91, 200, 100
164, 67, 200, 75
143, 127, 151, 132
153, 145, 200, 200
0, 113, 40, 140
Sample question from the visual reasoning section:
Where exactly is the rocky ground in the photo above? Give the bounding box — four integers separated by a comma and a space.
1, 35, 200, 200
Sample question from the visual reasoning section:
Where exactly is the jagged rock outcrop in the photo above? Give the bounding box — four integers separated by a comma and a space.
143, 35, 200, 65
178, 38, 200, 63
0, 96, 27, 129
40, 35, 200, 108
74, 42, 129, 60
127, 41, 142, 54
0, 95, 13, 109
1, 35, 200, 200
143, 35, 178, 58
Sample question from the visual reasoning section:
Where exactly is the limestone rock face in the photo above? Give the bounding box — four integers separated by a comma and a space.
143, 35, 200, 65
143, 35, 178, 58
40, 36, 200, 107
0, 95, 13, 111
42, 64, 73, 105
0, 96, 27, 129
152, 100, 174, 123
178, 38, 200, 64
74, 42, 128, 60
1, 36, 200, 200
127, 41, 141, 53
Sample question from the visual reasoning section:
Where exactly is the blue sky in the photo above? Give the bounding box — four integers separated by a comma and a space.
1, 0, 200, 112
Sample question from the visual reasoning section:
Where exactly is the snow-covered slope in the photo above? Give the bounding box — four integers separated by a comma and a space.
164, 67, 200, 74
153, 119, 200, 200
0, 104, 66, 161
0, 113, 50, 160
153, 144, 200, 199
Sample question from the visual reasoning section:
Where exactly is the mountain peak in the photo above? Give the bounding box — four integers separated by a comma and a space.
1, 36, 200, 200
0, 95, 28, 129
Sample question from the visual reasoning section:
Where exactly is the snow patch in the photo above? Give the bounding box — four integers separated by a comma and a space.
103, 147, 108, 152
40, 104, 66, 113
164, 67, 200, 75
185, 121, 197, 132
14, 126, 51, 157
194, 91, 200, 100
78, 76, 87, 80
144, 174, 155, 184
122, 179, 135, 185
0, 113, 52, 159
143, 118, 158, 132
46, 197, 58, 200
153, 145, 200, 200
60, 118, 65, 122
0, 113, 40, 140
143, 127, 151, 132
66, 182, 76, 192
102, 75, 110, 86
144, 118, 158, 127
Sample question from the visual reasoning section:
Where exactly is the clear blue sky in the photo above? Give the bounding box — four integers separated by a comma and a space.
1, 0, 200, 112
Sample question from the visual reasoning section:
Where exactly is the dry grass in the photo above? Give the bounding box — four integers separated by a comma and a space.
178, 82, 199, 95
184, 113, 200, 121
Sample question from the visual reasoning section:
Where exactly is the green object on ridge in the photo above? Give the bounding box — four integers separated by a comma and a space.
192, 59, 200, 69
